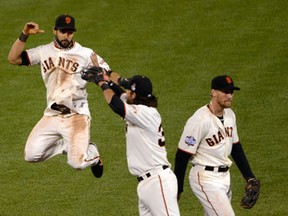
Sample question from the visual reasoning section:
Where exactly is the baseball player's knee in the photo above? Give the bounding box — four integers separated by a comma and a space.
24, 152, 42, 162
67, 156, 84, 170
24, 155, 34, 162
68, 162, 82, 170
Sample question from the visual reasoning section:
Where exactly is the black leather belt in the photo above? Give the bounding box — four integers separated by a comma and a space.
137, 165, 169, 182
51, 103, 71, 114
205, 166, 229, 172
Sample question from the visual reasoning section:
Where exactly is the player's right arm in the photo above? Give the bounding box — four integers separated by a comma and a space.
89, 53, 126, 117
8, 22, 44, 65
174, 112, 206, 200
97, 80, 126, 118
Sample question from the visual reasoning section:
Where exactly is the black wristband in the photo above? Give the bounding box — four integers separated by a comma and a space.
108, 80, 125, 96
118, 77, 130, 89
100, 82, 110, 91
19, 31, 29, 42
108, 81, 115, 87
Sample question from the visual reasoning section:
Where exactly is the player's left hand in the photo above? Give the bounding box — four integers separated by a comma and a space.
240, 178, 260, 209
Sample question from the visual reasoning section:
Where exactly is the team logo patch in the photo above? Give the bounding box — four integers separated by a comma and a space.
185, 136, 196, 146
65, 17, 72, 24
226, 76, 232, 84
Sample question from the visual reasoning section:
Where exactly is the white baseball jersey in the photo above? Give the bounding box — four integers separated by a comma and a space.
26, 41, 110, 118
120, 94, 170, 176
177, 104, 239, 215
23, 41, 109, 170
178, 105, 239, 167
120, 94, 180, 216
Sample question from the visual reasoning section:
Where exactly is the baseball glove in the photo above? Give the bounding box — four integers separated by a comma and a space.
81, 66, 105, 84
240, 178, 260, 209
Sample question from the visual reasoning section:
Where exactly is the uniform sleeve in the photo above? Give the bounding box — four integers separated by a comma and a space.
26, 47, 42, 65
231, 111, 239, 143
178, 114, 207, 154
124, 105, 158, 129
97, 54, 111, 72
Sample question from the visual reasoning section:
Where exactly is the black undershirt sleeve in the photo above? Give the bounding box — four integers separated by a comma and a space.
231, 142, 255, 181
107, 81, 125, 118
174, 148, 192, 194
108, 81, 125, 97
20, 51, 30, 66
108, 94, 125, 118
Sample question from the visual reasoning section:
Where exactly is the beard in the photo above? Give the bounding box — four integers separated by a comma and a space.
54, 37, 74, 49
59, 39, 72, 48
222, 100, 232, 108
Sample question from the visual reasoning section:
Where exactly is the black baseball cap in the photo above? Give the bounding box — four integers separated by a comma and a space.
127, 75, 153, 98
211, 75, 240, 91
55, 14, 76, 31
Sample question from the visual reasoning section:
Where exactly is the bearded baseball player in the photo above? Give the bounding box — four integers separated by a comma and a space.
81, 62, 180, 215
174, 75, 260, 215
7, 14, 109, 178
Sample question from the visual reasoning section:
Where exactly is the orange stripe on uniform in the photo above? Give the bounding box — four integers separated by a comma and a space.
158, 175, 170, 216
197, 172, 219, 216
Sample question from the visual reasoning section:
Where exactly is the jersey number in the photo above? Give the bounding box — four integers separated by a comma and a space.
158, 124, 166, 147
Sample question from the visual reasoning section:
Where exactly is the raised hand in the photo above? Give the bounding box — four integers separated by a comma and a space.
23, 22, 45, 35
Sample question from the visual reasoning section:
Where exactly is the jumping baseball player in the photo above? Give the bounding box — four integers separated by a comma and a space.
7, 14, 110, 178
81, 62, 180, 215
174, 75, 260, 215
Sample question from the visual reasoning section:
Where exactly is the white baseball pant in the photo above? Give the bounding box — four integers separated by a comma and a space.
24, 114, 99, 169
189, 165, 234, 216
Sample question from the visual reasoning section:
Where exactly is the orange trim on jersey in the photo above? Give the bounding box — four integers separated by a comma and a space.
178, 147, 195, 156
158, 175, 170, 216
197, 172, 219, 216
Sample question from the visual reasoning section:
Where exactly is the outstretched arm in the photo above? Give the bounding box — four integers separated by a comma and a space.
83, 57, 126, 117
8, 22, 44, 65
99, 81, 125, 118
98, 81, 115, 104
90, 52, 129, 87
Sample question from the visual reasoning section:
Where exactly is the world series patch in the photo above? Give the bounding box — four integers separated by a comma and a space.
185, 136, 196, 146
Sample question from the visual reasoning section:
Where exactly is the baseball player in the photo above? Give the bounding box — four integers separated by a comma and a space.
7, 14, 110, 178
81, 62, 180, 215
174, 75, 259, 215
